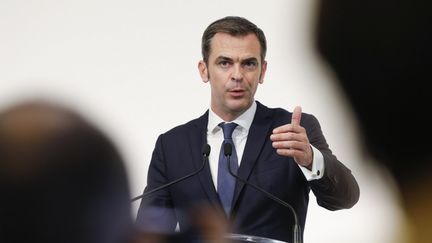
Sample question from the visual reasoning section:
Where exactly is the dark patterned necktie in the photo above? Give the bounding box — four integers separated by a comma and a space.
217, 122, 239, 215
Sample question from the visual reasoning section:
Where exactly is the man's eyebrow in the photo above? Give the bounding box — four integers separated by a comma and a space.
215, 56, 233, 62
242, 57, 258, 63
214, 56, 259, 63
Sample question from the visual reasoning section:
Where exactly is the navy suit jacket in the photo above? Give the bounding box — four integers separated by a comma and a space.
136, 101, 359, 242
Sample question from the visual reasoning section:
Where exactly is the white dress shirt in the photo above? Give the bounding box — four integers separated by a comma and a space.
207, 101, 324, 189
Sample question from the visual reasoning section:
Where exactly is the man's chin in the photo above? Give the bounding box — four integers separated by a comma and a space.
226, 100, 253, 113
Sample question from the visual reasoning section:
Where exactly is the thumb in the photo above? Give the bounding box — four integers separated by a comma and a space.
291, 106, 302, 126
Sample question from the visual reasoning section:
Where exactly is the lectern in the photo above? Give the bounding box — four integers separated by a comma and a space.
225, 233, 288, 243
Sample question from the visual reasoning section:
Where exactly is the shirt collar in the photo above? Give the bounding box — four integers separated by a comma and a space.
207, 101, 257, 134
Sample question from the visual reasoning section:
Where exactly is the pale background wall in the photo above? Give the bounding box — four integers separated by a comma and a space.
0, 0, 404, 242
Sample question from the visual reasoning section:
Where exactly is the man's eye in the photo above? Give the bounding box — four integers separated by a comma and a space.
244, 61, 257, 69
219, 61, 231, 67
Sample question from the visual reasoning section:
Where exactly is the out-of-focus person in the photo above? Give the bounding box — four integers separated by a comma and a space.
316, 1, 432, 242
0, 101, 133, 243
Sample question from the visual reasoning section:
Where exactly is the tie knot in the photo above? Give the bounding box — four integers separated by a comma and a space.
218, 122, 238, 139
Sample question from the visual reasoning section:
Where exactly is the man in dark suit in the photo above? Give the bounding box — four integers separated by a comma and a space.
136, 16, 359, 242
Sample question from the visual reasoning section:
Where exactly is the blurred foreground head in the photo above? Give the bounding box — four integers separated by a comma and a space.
316, 1, 432, 241
316, 0, 432, 195
0, 101, 132, 243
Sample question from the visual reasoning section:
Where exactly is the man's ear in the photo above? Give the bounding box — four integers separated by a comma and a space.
259, 61, 267, 84
198, 60, 209, 83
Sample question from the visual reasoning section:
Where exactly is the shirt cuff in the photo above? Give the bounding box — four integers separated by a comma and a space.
298, 145, 325, 181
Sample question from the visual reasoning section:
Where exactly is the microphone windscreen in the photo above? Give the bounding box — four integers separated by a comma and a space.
201, 144, 211, 157
224, 142, 232, 156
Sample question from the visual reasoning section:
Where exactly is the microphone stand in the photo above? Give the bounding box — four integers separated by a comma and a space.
131, 144, 210, 202
224, 143, 302, 243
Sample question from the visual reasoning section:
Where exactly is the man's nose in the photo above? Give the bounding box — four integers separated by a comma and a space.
230, 64, 243, 81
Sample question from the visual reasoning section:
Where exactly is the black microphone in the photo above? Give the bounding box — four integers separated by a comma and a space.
131, 144, 211, 202
223, 142, 302, 243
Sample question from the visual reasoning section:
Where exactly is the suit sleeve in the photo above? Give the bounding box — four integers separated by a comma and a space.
303, 114, 360, 210
135, 134, 178, 233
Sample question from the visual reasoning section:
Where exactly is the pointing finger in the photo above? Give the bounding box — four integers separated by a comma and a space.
291, 106, 302, 126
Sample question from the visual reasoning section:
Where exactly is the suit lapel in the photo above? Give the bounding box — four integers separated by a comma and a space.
187, 111, 221, 205
231, 102, 273, 208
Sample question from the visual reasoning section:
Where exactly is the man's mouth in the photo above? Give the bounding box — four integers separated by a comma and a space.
228, 88, 246, 97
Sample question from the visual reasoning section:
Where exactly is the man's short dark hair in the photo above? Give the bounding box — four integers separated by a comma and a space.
201, 16, 267, 64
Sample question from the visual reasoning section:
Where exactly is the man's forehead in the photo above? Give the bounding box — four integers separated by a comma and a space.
209, 33, 261, 59
211, 32, 260, 47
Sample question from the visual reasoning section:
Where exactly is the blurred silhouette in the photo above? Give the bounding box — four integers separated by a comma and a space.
134, 204, 229, 243
316, 0, 432, 242
0, 101, 132, 243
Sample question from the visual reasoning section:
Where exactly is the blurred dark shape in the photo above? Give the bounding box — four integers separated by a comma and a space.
134, 204, 229, 243
0, 101, 132, 243
316, 0, 432, 241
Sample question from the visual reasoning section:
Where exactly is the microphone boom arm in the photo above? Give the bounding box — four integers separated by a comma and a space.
224, 142, 302, 243
131, 144, 210, 202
